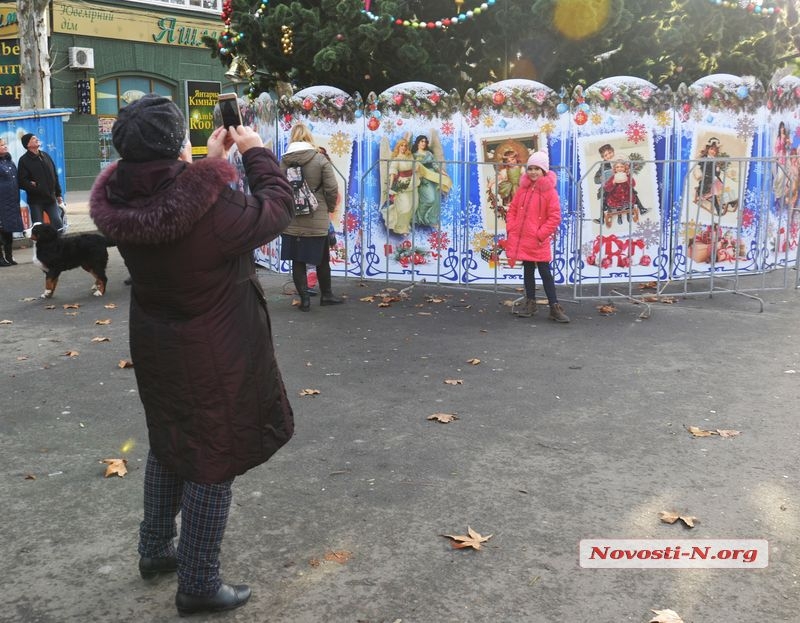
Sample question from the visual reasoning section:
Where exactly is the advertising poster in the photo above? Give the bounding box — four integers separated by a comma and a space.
185, 80, 220, 158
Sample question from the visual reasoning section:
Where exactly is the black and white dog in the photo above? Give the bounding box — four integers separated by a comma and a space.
29, 223, 115, 299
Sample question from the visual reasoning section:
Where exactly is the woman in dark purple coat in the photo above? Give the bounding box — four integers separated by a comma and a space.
0, 137, 23, 266
90, 95, 295, 617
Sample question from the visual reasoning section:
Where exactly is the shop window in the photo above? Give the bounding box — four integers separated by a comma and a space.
96, 77, 175, 169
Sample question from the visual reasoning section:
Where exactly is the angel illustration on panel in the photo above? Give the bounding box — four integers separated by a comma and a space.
380, 133, 417, 235
380, 130, 452, 232
486, 140, 528, 221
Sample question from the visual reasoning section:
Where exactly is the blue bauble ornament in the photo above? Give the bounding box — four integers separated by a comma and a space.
736, 86, 749, 100
355, 109, 363, 118
556, 102, 568, 114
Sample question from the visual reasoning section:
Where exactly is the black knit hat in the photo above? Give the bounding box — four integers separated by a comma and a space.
111, 94, 186, 162
21, 133, 34, 149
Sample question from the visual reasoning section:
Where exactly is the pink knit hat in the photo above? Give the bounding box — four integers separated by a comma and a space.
527, 151, 549, 172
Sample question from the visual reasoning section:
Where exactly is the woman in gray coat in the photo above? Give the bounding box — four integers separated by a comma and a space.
280, 123, 342, 310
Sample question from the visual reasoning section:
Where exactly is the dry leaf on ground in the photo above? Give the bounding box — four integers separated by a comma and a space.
426, 296, 445, 304
102, 458, 128, 478
0, 319, 12, 324
91, 337, 110, 343
428, 413, 459, 423
639, 281, 657, 290
442, 527, 493, 550
444, 379, 463, 385
308, 558, 320, 568
716, 429, 741, 438
660, 297, 677, 304
63, 350, 79, 357
299, 388, 320, 396
359, 296, 375, 302
63, 303, 80, 309
95, 319, 112, 325
323, 550, 352, 564
686, 425, 716, 437
44, 305, 55, 309
16, 355, 28, 360
104, 303, 117, 309
118, 359, 134, 368
25, 473, 36, 480
597, 304, 617, 315
659, 510, 696, 528
466, 358, 481, 365
650, 609, 684, 623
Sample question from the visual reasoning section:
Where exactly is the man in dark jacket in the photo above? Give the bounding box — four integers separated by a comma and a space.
17, 133, 64, 230
90, 95, 295, 617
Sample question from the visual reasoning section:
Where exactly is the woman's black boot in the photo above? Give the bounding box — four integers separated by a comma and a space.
292, 264, 311, 312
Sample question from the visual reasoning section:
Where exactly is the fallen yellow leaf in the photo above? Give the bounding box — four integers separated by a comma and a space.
359, 296, 376, 302
650, 609, 684, 623
597, 304, 617, 315
63, 303, 81, 309
118, 359, 134, 368
442, 527, 492, 550
0, 319, 12, 324
64, 350, 79, 357
44, 305, 56, 309
104, 303, 117, 309
659, 510, 696, 528
716, 429, 741, 438
95, 319, 112, 325
466, 358, 481, 365
686, 425, 717, 437
102, 458, 128, 478
299, 388, 320, 396
91, 336, 111, 343
427, 413, 459, 423
443, 379, 463, 385
323, 550, 352, 564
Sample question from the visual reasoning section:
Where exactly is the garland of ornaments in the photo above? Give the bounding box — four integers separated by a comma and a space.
361, 0, 497, 29
706, 0, 782, 16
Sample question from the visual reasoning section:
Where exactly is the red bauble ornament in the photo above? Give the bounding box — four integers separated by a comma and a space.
618, 256, 630, 268
601, 256, 612, 269
601, 88, 613, 102
574, 110, 588, 125
302, 98, 313, 111
284, 113, 292, 123
429, 93, 441, 104
470, 107, 480, 117
336, 33, 344, 41
702, 86, 713, 99
393, 93, 404, 105
492, 91, 506, 106
639, 255, 652, 267
367, 117, 380, 131
586, 254, 597, 266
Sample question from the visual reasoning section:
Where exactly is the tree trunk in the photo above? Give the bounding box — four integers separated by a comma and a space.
18, 0, 52, 110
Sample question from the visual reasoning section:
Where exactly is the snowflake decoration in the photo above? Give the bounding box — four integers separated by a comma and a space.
655, 111, 671, 127
382, 118, 394, 133
440, 120, 455, 137
633, 218, 661, 247
427, 230, 450, 251
742, 208, 755, 230
471, 230, 494, 251
483, 115, 495, 129
625, 121, 647, 144
540, 121, 556, 135
735, 115, 756, 140
345, 211, 361, 233
328, 131, 351, 158
692, 110, 703, 122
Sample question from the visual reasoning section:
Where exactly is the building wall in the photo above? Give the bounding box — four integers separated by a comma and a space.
49, 0, 229, 190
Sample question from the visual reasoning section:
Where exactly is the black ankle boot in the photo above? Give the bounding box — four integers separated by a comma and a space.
299, 292, 311, 311
175, 583, 251, 616
139, 555, 178, 580
320, 293, 343, 306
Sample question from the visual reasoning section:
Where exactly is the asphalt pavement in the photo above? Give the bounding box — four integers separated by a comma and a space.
1, 207, 799, 622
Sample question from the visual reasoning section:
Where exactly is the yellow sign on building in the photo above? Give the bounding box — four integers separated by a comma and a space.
52, 0, 220, 48
0, 3, 19, 39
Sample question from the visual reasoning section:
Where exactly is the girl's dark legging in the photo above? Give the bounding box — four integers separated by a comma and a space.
523, 260, 557, 304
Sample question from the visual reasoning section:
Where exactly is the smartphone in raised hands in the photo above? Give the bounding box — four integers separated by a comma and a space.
218, 93, 242, 129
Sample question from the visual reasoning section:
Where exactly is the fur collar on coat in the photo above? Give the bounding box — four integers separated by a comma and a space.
89, 158, 236, 245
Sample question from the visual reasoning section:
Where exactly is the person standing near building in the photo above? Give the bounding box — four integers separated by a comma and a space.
17, 133, 64, 230
505, 151, 569, 323
89, 94, 295, 617
0, 138, 23, 266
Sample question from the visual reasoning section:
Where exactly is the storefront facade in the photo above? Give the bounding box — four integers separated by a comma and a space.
48, 0, 232, 190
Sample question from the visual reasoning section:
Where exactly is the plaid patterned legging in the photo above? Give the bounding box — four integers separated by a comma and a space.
138, 450, 233, 596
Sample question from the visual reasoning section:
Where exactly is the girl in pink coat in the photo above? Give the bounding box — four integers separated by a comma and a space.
505, 151, 569, 322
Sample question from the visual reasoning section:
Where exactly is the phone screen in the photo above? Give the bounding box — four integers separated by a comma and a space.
219, 97, 242, 129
